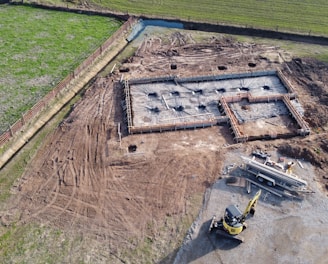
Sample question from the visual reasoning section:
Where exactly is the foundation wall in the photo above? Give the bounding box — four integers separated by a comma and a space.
129, 119, 218, 134
128, 70, 277, 85
124, 70, 310, 141
221, 94, 310, 142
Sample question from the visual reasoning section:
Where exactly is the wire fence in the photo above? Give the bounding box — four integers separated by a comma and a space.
0, 15, 136, 147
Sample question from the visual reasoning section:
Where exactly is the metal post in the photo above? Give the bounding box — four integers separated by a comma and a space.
110, 63, 117, 74
118, 123, 122, 147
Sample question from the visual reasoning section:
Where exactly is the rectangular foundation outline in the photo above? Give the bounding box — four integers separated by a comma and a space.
122, 70, 310, 141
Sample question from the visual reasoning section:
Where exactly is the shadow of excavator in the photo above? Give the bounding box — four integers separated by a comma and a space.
158, 218, 242, 264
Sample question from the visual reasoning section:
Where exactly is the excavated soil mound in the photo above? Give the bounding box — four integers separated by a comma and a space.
278, 143, 326, 168
284, 58, 328, 129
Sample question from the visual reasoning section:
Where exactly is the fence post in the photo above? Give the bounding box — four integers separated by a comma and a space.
21, 114, 25, 125
9, 126, 13, 137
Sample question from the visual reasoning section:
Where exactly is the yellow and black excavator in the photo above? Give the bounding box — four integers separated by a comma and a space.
208, 189, 261, 243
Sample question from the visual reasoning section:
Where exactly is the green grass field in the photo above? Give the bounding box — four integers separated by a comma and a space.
0, 5, 122, 133
88, 0, 328, 36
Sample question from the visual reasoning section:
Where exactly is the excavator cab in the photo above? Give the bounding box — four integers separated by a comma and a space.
222, 205, 245, 235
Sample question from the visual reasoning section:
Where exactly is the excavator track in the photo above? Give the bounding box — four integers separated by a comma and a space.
215, 229, 244, 243
208, 216, 244, 243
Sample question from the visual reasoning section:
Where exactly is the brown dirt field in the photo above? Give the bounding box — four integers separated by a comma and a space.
7, 77, 228, 261
2, 30, 328, 263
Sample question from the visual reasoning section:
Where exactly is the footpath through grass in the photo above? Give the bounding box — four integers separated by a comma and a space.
0, 5, 122, 133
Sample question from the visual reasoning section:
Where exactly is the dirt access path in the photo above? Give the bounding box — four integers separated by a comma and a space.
2, 28, 328, 263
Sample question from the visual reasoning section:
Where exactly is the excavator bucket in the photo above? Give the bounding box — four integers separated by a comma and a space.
208, 215, 217, 233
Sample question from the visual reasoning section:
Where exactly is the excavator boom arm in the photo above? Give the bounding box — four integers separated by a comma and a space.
242, 189, 261, 218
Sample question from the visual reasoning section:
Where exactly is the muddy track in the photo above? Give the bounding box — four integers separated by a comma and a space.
13, 77, 218, 252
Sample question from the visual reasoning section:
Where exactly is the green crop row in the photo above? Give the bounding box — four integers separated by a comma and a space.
87, 0, 328, 36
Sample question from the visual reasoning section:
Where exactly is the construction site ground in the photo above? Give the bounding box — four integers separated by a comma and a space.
1, 26, 328, 263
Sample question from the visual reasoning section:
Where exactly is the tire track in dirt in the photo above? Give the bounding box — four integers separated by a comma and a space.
92, 153, 110, 228
18, 82, 95, 223
36, 91, 105, 232
51, 192, 98, 211
14, 66, 218, 252
150, 155, 176, 215
27, 145, 62, 197
97, 154, 152, 240
53, 84, 127, 240
172, 159, 189, 215
20, 131, 78, 224
47, 160, 78, 224
19, 157, 60, 223
159, 154, 193, 216
104, 165, 150, 238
